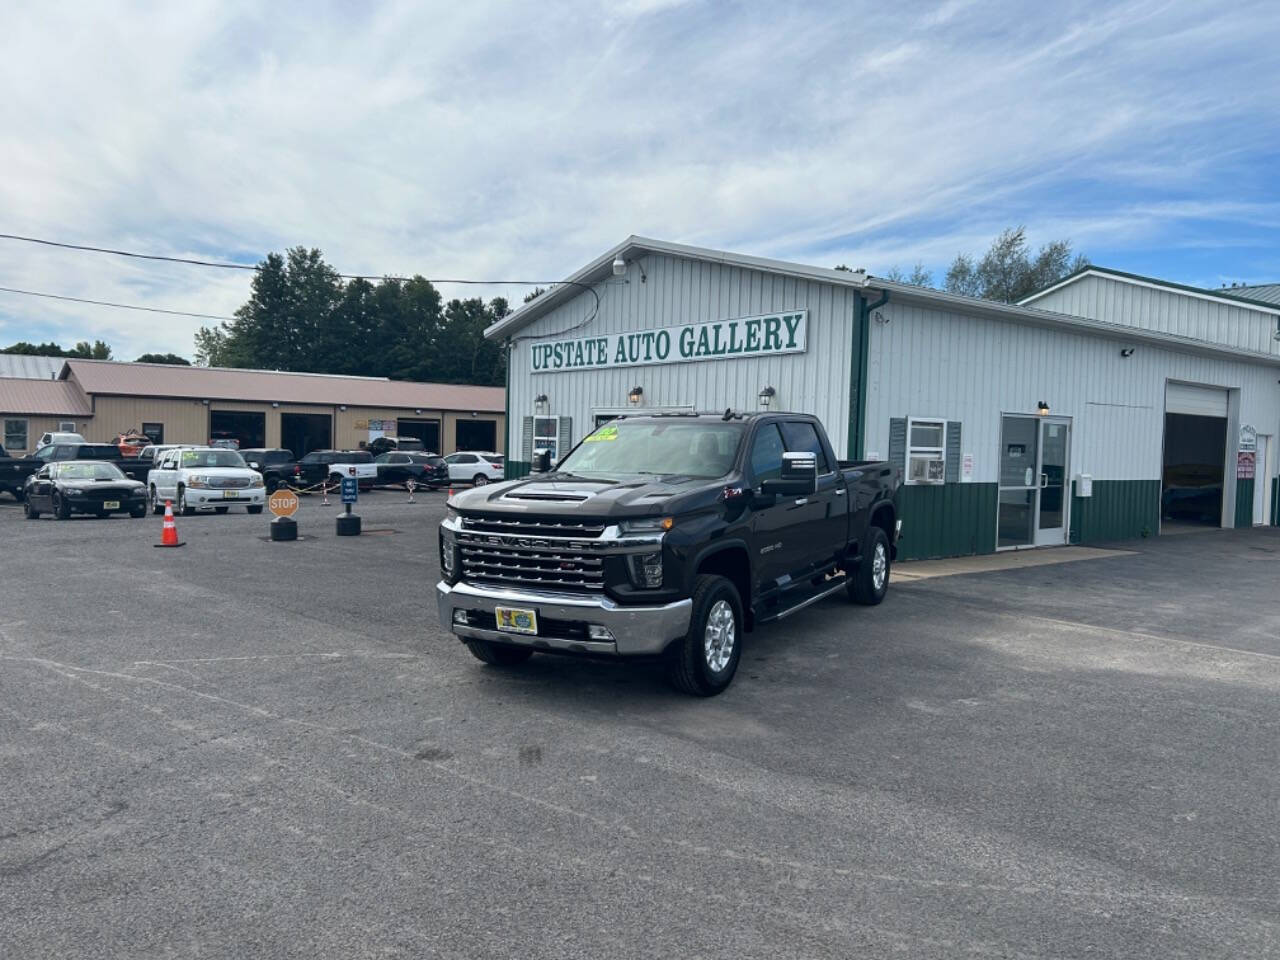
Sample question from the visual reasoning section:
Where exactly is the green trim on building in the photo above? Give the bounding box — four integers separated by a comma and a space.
846, 291, 875, 460
896, 483, 997, 561
507, 460, 531, 479
1235, 478, 1255, 528
1069, 479, 1160, 545
1272, 480, 1279, 526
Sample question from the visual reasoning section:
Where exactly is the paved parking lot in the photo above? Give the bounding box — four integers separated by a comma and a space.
1, 491, 1277, 959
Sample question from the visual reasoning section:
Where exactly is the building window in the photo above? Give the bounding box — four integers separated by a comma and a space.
4, 418, 27, 452
58, 421, 77, 432
142, 422, 164, 445
907, 418, 946, 484
533, 415, 558, 462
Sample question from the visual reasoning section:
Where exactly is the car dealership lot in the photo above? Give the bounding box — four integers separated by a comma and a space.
1, 493, 1276, 959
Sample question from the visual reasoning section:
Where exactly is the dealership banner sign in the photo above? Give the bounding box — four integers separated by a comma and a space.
529, 310, 807, 374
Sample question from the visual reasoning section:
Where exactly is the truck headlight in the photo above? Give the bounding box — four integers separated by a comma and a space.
440, 532, 457, 578
619, 516, 673, 534
628, 552, 663, 588
187, 475, 209, 488
249, 475, 264, 488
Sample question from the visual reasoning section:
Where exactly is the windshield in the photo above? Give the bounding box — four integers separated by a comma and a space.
557, 420, 744, 478
180, 449, 247, 468
58, 462, 125, 481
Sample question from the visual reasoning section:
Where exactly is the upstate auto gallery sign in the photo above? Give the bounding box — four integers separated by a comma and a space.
530, 310, 808, 374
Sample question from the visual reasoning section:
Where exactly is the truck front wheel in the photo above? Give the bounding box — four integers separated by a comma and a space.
465, 639, 535, 666
849, 527, 890, 606
666, 574, 743, 697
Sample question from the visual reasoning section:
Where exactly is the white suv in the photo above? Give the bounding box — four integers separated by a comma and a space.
444, 451, 505, 486
147, 447, 265, 515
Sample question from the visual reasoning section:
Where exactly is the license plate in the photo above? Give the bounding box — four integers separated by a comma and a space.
222, 490, 240, 499
494, 607, 538, 635
103, 500, 120, 510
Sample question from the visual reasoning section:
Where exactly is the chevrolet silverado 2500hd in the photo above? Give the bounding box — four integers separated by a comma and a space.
437, 411, 901, 696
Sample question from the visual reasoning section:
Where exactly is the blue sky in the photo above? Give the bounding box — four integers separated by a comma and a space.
0, 0, 1277, 359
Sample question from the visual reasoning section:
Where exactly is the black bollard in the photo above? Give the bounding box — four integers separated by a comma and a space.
270, 515, 298, 541
335, 502, 361, 536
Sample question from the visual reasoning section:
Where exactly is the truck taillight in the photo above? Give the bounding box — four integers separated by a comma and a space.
294, 465, 301, 475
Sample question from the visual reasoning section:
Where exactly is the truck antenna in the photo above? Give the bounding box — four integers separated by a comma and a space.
722, 408, 733, 421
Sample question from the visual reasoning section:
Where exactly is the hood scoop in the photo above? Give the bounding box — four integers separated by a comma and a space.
502, 489, 593, 503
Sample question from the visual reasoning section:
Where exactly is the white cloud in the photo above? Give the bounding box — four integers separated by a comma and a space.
0, 0, 1277, 359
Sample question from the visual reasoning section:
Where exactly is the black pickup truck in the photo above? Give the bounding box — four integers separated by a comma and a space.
437, 411, 901, 696
0, 443, 33, 498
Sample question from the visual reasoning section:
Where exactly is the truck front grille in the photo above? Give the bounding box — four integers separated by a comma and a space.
459, 515, 607, 538
210, 477, 251, 489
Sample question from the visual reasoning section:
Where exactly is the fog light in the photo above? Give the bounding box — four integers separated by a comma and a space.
453, 610, 469, 626
587, 625, 615, 642
629, 552, 663, 588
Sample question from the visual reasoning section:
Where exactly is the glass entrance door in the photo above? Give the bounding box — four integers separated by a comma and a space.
1035, 419, 1069, 546
997, 415, 1071, 549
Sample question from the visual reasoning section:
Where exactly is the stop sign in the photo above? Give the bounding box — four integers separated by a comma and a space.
268, 489, 300, 518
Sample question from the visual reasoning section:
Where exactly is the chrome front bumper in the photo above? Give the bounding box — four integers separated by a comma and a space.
436, 580, 692, 656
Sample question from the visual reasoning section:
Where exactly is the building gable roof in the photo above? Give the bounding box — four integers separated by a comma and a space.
1226, 283, 1280, 306
485, 237, 1280, 367
61, 360, 504, 412
1020, 266, 1280, 315
0, 354, 65, 380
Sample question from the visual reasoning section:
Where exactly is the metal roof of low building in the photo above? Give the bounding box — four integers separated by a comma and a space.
1225, 283, 1280, 306
1021, 266, 1280, 314
60, 360, 505, 412
0, 378, 93, 416
0, 354, 65, 379
485, 236, 1280, 367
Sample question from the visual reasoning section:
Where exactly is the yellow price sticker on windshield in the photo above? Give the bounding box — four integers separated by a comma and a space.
584, 425, 619, 442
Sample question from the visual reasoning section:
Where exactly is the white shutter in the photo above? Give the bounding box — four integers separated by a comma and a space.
1166, 382, 1228, 418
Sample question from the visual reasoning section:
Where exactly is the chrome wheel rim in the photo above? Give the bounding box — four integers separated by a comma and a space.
703, 599, 736, 672
872, 542, 888, 591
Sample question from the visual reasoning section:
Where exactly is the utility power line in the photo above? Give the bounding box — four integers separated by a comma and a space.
0, 285, 236, 321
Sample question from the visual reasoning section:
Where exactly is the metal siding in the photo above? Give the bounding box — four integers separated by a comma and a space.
505, 253, 858, 458
866, 301, 1280, 489
1031, 275, 1280, 355
1166, 382, 1228, 417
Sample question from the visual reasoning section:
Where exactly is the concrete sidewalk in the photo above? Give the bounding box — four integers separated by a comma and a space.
895, 544, 1134, 581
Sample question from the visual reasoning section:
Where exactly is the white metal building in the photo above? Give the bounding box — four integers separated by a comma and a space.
487, 239, 1280, 560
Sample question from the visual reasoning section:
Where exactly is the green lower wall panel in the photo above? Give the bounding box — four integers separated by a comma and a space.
1235, 478, 1255, 528
1069, 479, 1161, 545
896, 483, 998, 561
505, 460, 531, 480
1272, 481, 1279, 526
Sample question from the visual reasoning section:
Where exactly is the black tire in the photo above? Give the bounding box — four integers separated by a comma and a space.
178, 487, 194, 516
849, 527, 890, 606
130, 505, 146, 518
465, 639, 534, 666
265, 477, 281, 494
665, 574, 743, 697
54, 493, 71, 521
473, 473, 489, 486
247, 505, 264, 515
328, 473, 343, 491
23, 498, 39, 520
150, 487, 164, 515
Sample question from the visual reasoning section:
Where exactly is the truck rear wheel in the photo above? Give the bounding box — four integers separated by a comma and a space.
849, 527, 890, 606
666, 574, 743, 697
465, 639, 535, 666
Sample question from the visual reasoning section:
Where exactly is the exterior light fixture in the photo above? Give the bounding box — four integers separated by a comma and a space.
758, 386, 776, 409
1037, 401, 1050, 416
628, 386, 644, 405
534, 393, 549, 414
1120, 347, 1135, 358
201, 399, 209, 406
339, 405, 347, 411
613, 256, 627, 277
272, 402, 280, 408
415, 408, 422, 414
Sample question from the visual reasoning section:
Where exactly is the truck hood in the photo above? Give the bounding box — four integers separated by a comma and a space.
451, 473, 708, 519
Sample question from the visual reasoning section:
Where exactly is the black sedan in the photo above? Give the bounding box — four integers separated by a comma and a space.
23, 460, 148, 519
374, 452, 450, 489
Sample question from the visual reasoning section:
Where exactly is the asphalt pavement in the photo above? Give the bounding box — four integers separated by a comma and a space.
1, 489, 1276, 958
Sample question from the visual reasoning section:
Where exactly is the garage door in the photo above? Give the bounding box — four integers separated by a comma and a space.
1166, 382, 1228, 417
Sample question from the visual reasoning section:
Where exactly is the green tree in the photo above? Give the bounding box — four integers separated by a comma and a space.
945, 227, 1087, 303
68, 340, 112, 359
135, 352, 190, 365
523, 286, 547, 303
884, 263, 934, 287
193, 326, 229, 366
3, 341, 69, 356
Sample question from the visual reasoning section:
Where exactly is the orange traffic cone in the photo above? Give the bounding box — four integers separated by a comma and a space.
447, 485, 454, 500
154, 499, 185, 548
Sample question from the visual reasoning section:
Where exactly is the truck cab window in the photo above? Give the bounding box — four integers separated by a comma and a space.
780, 421, 830, 473
749, 424, 786, 483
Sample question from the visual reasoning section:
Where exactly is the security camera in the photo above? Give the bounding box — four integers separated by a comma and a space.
1272, 328, 1280, 341
612, 256, 626, 277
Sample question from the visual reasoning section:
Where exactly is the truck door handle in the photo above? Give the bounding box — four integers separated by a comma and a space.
835, 488, 845, 495
794, 497, 808, 505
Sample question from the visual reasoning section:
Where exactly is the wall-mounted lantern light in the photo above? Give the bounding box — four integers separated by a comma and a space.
613, 256, 627, 277
628, 386, 644, 405
272, 401, 280, 408
339, 405, 348, 412
1037, 401, 1050, 416
758, 385, 776, 409
414, 408, 422, 414
534, 393, 549, 414
1120, 347, 1135, 358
